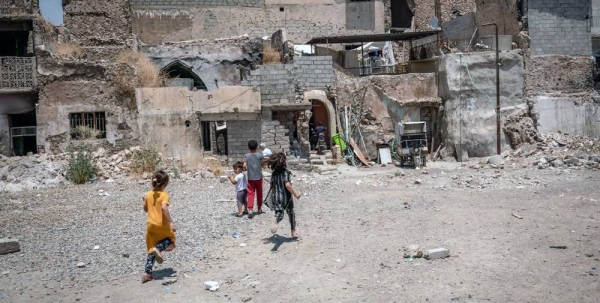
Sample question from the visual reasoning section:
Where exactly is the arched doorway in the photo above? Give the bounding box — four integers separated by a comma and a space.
310, 99, 331, 149
304, 90, 336, 151
160, 60, 207, 91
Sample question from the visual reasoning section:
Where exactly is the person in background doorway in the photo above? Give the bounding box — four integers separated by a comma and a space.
316, 122, 327, 138
260, 143, 273, 158
243, 140, 264, 218
290, 139, 300, 159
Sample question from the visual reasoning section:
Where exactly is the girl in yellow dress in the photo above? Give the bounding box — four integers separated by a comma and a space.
142, 170, 176, 283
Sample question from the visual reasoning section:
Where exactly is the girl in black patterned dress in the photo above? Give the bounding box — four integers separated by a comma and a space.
263, 152, 302, 238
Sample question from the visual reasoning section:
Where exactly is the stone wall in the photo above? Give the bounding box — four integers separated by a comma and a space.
439, 50, 526, 157
528, 0, 592, 56
0, 115, 9, 155
131, 1, 385, 44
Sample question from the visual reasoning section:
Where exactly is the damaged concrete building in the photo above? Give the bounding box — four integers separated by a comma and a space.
1, 0, 599, 170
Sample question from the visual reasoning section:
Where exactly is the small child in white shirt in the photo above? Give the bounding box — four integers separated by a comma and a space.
227, 161, 248, 217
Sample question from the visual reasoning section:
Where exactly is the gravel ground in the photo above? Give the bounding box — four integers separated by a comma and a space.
0, 161, 598, 302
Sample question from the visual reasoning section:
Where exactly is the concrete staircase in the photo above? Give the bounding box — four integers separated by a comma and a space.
287, 150, 336, 172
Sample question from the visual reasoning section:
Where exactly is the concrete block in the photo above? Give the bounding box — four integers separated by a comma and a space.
424, 248, 450, 260
0, 238, 20, 255
488, 155, 505, 165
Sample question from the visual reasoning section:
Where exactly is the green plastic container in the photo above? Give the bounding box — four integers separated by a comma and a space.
332, 133, 347, 152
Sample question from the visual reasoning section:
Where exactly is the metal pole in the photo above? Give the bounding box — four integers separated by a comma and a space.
483, 23, 501, 155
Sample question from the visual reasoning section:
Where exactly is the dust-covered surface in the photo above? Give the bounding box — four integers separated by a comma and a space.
0, 161, 599, 302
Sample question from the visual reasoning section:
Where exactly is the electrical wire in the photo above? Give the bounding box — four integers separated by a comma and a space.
196, 85, 259, 113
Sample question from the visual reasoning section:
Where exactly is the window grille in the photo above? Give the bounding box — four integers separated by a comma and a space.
69, 112, 106, 140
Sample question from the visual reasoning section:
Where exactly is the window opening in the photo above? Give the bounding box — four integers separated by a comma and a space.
69, 112, 106, 140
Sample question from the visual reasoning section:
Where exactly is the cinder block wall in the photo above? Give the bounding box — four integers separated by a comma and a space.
227, 120, 261, 161
242, 64, 296, 106
294, 56, 333, 89
528, 0, 592, 56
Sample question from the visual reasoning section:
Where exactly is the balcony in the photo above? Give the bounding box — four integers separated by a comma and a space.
0, 0, 31, 17
0, 56, 36, 92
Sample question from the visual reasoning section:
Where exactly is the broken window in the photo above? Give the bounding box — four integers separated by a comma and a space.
69, 112, 106, 140
391, 0, 414, 29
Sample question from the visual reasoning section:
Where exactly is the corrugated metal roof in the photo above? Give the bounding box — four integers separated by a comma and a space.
306, 31, 440, 44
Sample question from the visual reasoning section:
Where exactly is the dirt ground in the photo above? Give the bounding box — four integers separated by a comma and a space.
1, 162, 599, 303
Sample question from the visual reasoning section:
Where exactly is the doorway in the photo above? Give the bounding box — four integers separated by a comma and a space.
9, 110, 37, 156
310, 99, 331, 149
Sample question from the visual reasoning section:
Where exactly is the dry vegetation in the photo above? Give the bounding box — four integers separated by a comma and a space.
202, 157, 227, 177
262, 44, 282, 65
54, 43, 83, 59
114, 50, 166, 98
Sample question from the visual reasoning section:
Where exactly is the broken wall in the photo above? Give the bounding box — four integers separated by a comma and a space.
527, 56, 600, 138
141, 37, 263, 91
130, 0, 385, 44
35, 0, 140, 154
528, 0, 591, 56
135, 86, 261, 166
335, 69, 440, 159
439, 50, 526, 157
241, 56, 334, 158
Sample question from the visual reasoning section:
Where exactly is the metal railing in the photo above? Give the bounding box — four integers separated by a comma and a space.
10, 126, 36, 137
0, 0, 31, 15
346, 61, 411, 77
0, 57, 36, 91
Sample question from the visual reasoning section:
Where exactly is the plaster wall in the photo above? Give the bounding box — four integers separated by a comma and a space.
534, 97, 600, 138
131, 1, 385, 44
439, 50, 526, 157
135, 86, 261, 166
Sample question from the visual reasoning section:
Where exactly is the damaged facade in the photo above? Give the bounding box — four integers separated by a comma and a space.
1, 0, 599, 172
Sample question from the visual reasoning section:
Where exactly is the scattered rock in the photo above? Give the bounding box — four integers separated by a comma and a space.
76, 262, 86, 268
0, 238, 20, 255
204, 281, 220, 291
424, 248, 450, 260
488, 155, 505, 165
414, 179, 422, 185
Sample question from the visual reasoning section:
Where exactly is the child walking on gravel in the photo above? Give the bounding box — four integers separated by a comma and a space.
142, 170, 176, 283
263, 152, 302, 238
228, 161, 248, 217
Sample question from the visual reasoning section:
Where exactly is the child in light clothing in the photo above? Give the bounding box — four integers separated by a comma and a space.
228, 161, 248, 217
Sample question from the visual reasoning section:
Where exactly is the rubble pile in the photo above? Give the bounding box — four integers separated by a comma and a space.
0, 146, 220, 193
506, 133, 600, 170
0, 154, 67, 192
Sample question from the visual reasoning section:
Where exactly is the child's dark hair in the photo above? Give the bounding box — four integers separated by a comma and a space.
262, 152, 287, 170
151, 170, 169, 190
248, 140, 258, 151
233, 161, 243, 170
